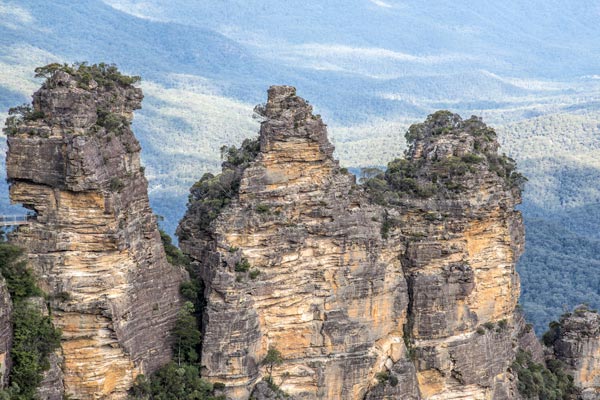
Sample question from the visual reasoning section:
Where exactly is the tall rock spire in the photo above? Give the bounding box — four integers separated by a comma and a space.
5, 65, 184, 399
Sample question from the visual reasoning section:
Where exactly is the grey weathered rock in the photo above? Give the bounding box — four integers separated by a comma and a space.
179, 88, 527, 399
6, 68, 185, 399
250, 381, 298, 400
179, 86, 411, 399
551, 306, 600, 399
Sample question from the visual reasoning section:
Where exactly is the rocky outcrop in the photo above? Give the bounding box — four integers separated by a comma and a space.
178, 87, 527, 399
381, 111, 525, 400
179, 86, 411, 399
0, 276, 11, 388
551, 307, 600, 399
5, 68, 185, 399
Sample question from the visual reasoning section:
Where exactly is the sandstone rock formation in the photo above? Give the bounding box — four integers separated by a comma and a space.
178, 86, 528, 399
0, 276, 11, 388
551, 306, 600, 399
5, 68, 184, 399
179, 86, 411, 399
381, 111, 525, 400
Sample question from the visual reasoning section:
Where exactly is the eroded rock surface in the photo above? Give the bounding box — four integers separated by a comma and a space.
551, 307, 600, 399
383, 112, 525, 399
179, 87, 527, 399
6, 70, 184, 399
179, 86, 411, 399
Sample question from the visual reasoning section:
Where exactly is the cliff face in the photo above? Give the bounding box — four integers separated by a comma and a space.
6, 70, 184, 399
0, 277, 11, 388
551, 307, 600, 399
178, 87, 526, 399
383, 112, 525, 400
179, 86, 411, 399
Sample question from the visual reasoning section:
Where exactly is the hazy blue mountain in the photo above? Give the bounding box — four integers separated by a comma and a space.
1, 0, 600, 333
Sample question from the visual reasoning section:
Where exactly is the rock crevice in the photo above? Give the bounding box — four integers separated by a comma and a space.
178, 87, 527, 399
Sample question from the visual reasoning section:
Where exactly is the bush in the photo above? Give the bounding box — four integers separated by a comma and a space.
184, 138, 260, 234
483, 321, 495, 330
172, 302, 201, 365
255, 204, 270, 214
0, 243, 61, 399
262, 347, 283, 379
128, 363, 224, 400
375, 371, 390, 384
96, 109, 129, 134
249, 269, 261, 280
0, 244, 42, 299
7, 302, 62, 399
35, 62, 140, 88
109, 177, 125, 192
512, 349, 579, 400
160, 230, 190, 268
3, 104, 45, 136
542, 321, 562, 347
235, 258, 251, 273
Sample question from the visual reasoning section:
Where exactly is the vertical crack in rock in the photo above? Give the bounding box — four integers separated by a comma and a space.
5, 69, 185, 399
179, 94, 529, 399
380, 112, 525, 400
179, 86, 411, 399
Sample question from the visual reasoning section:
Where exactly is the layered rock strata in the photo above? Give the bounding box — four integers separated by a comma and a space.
551, 307, 600, 399
179, 86, 411, 399
384, 112, 525, 399
179, 87, 527, 399
6, 70, 184, 399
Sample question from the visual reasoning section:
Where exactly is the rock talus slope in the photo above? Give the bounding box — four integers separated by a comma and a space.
5, 70, 184, 399
178, 87, 527, 399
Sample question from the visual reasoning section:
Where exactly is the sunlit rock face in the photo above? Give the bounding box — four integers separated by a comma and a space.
386, 111, 525, 400
179, 87, 526, 399
551, 307, 600, 400
6, 70, 184, 399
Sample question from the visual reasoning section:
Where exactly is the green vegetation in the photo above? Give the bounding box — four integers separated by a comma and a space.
130, 231, 221, 399
186, 138, 260, 233
255, 204, 270, 214
0, 245, 42, 300
160, 229, 190, 268
262, 347, 283, 380
3, 104, 45, 136
518, 216, 600, 334
261, 347, 287, 394
235, 258, 251, 273
375, 370, 398, 387
128, 363, 224, 400
95, 108, 130, 134
543, 321, 562, 347
0, 243, 61, 399
34, 62, 140, 89
172, 302, 201, 365
249, 269, 261, 280
363, 112, 526, 208
512, 350, 579, 400
110, 178, 125, 192
483, 321, 495, 330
